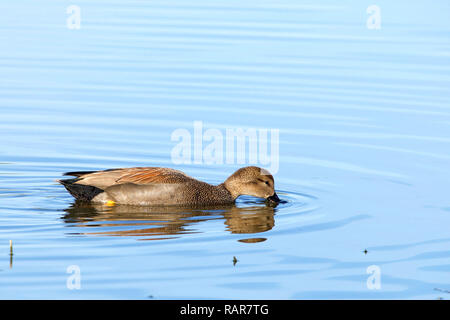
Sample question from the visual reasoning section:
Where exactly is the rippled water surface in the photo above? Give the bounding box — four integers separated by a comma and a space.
1, 0, 450, 299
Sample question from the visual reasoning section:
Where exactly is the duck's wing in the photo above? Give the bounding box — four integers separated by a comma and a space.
115, 167, 193, 184
65, 167, 194, 190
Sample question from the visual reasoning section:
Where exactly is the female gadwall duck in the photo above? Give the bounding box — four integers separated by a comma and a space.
59, 166, 280, 206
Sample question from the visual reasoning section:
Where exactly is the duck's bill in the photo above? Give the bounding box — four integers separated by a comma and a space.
266, 192, 280, 203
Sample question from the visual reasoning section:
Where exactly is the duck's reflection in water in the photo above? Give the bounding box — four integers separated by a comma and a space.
62, 201, 276, 243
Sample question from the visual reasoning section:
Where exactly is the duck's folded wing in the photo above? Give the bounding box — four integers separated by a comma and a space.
71, 167, 193, 190
115, 167, 192, 184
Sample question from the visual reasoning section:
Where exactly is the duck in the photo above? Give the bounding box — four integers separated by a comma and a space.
58, 166, 280, 206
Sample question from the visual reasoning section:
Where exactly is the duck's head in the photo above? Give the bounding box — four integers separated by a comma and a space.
224, 166, 280, 203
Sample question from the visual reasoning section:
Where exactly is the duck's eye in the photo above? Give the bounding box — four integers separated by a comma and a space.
258, 179, 270, 186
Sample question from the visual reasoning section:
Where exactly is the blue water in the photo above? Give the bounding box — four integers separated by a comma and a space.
0, 0, 450, 299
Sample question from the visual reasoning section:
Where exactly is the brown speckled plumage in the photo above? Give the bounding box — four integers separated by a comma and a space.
58, 166, 278, 206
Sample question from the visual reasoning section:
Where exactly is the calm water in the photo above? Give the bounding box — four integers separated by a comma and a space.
1, 0, 450, 299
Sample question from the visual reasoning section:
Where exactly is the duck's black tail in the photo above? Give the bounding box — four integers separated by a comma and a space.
58, 178, 103, 201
